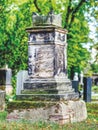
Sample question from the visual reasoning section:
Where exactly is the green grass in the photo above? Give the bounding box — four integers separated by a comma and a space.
0, 111, 7, 121
0, 103, 98, 130
92, 85, 98, 93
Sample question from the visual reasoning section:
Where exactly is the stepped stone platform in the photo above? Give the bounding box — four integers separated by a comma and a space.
18, 77, 79, 101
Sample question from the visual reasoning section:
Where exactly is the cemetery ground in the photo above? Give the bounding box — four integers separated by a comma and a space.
0, 103, 98, 130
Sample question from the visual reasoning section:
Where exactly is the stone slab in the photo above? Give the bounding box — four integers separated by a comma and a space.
7, 100, 87, 125
16, 70, 28, 95
22, 77, 79, 101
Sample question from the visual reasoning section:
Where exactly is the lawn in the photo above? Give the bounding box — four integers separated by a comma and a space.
0, 103, 98, 130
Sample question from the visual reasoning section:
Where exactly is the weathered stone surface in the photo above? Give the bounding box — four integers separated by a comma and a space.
0, 90, 5, 111
7, 100, 87, 125
28, 45, 55, 77
27, 28, 67, 78
32, 13, 62, 27
23, 77, 79, 101
15, 16, 80, 101
6, 85, 13, 95
21, 26, 79, 100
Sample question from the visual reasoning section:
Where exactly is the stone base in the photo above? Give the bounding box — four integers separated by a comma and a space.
6, 85, 13, 95
17, 93, 79, 101
22, 78, 79, 101
0, 85, 13, 95
0, 90, 5, 111
7, 100, 87, 125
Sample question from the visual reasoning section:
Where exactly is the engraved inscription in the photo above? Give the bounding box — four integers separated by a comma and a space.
29, 32, 55, 43
28, 45, 55, 78
55, 32, 66, 42
55, 44, 65, 76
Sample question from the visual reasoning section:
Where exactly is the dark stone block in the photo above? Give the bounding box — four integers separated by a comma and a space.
72, 81, 79, 92
0, 70, 6, 85
83, 77, 92, 102
0, 69, 12, 85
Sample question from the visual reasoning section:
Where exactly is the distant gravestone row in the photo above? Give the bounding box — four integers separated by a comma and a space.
72, 72, 92, 102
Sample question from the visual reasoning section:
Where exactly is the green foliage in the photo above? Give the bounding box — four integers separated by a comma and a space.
92, 86, 98, 93
0, 0, 97, 87
7, 101, 55, 112
0, 0, 32, 74
0, 111, 7, 121
91, 64, 98, 73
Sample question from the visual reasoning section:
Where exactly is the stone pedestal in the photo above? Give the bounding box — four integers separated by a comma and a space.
21, 25, 79, 100
7, 100, 87, 125
15, 13, 87, 124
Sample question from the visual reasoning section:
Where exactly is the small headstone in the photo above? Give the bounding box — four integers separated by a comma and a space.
73, 72, 78, 81
0, 66, 12, 95
83, 77, 92, 102
16, 70, 28, 95
80, 71, 84, 85
72, 72, 79, 93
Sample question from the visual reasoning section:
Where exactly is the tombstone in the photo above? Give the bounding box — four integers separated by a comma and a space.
14, 12, 87, 124
80, 71, 84, 86
72, 72, 79, 93
16, 70, 28, 95
83, 77, 92, 102
95, 78, 98, 86
20, 12, 79, 101
0, 65, 12, 95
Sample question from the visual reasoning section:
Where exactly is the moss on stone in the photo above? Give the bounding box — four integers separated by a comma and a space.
21, 90, 49, 94
7, 100, 56, 112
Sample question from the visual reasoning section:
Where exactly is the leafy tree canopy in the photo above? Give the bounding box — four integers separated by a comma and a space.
0, 0, 97, 77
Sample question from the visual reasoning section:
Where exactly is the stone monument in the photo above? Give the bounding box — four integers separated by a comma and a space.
21, 12, 79, 101
13, 12, 87, 124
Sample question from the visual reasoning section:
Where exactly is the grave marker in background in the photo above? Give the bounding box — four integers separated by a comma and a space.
0, 65, 12, 95
16, 70, 28, 95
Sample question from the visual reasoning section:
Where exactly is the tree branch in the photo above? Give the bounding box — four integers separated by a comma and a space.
33, 0, 41, 12
64, 0, 72, 28
69, 0, 86, 27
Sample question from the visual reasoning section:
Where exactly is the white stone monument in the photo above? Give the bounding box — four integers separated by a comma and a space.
16, 70, 28, 95
73, 72, 79, 81
80, 71, 84, 85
